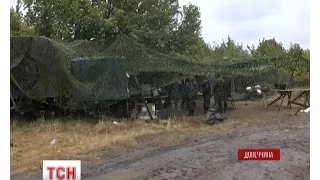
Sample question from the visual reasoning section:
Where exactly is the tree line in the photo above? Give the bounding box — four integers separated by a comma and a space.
10, 0, 309, 84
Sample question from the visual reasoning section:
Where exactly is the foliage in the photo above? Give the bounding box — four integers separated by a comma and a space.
10, 4, 36, 36
10, 0, 309, 85
211, 35, 250, 62
287, 44, 310, 84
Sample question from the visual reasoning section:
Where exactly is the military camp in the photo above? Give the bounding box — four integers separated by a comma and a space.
9, 0, 310, 179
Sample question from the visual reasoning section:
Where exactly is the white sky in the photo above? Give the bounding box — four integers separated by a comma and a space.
10, 0, 310, 49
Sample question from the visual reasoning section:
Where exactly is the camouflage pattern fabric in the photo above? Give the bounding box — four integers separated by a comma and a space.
202, 79, 211, 94
223, 78, 231, 111
212, 77, 226, 96
170, 82, 183, 100
180, 80, 187, 110
212, 77, 226, 113
204, 108, 226, 125
10, 35, 277, 112
169, 82, 183, 114
202, 79, 211, 113
203, 94, 210, 114
171, 99, 182, 113
186, 96, 196, 110
185, 80, 198, 115
214, 95, 225, 113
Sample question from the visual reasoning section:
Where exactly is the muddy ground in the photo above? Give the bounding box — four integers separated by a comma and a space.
90, 114, 309, 180
11, 101, 310, 180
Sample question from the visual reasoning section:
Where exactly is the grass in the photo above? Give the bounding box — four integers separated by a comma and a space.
10, 101, 303, 176
10, 117, 167, 174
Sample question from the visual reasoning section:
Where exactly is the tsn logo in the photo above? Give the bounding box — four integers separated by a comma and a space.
43, 160, 81, 180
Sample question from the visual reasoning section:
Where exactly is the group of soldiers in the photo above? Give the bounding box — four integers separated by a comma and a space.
169, 74, 228, 116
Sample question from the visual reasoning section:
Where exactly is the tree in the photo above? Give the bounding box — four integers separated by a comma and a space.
287, 43, 310, 84
210, 35, 250, 63
11, 0, 310, 85
251, 38, 289, 83
19, 0, 213, 61
22, 0, 57, 38
126, 0, 181, 51
255, 38, 286, 58
20, 0, 185, 49
170, 3, 212, 60
10, 7, 36, 36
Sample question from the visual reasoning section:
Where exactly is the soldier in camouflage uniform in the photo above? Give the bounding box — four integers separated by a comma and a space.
185, 78, 198, 116
169, 81, 183, 114
202, 78, 211, 114
181, 80, 187, 110
224, 78, 231, 112
212, 73, 226, 113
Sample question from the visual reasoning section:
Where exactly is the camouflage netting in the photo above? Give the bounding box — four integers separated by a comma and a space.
101, 34, 294, 85
10, 36, 129, 109
99, 33, 291, 88
101, 33, 271, 77
10, 33, 291, 109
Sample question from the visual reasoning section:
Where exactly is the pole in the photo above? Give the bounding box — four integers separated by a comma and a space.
133, 74, 154, 120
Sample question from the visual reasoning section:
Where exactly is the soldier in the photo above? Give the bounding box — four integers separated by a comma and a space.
202, 78, 211, 114
185, 77, 198, 116
169, 80, 183, 115
212, 73, 226, 113
181, 79, 187, 110
224, 78, 231, 112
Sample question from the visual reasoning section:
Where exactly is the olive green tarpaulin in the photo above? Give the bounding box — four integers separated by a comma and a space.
10, 34, 287, 109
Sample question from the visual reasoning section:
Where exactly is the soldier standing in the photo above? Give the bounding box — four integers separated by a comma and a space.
186, 78, 198, 116
212, 73, 226, 113
169, 81, 183, 115
202, 78, 211, 114
181, 80, 187, 110
224, 78, 231, 112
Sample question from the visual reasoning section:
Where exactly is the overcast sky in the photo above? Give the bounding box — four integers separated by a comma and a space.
10, 0, 310, 49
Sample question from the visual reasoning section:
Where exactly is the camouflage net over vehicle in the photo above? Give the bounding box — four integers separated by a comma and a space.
10, 36, 129, 109
10, 33, 291, 109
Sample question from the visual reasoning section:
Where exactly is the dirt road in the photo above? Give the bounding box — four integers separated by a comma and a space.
12, 112, 309, 180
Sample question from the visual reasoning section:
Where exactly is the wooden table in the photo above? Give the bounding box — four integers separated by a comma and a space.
261, 88, 310, 108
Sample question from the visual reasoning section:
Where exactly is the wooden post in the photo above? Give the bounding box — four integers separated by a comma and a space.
133, 74, 153, 120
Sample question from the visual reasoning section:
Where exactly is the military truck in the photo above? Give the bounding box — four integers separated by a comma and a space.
10, 36, 135, 119
11, 56, 133, 118
10, 36, 171, 119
